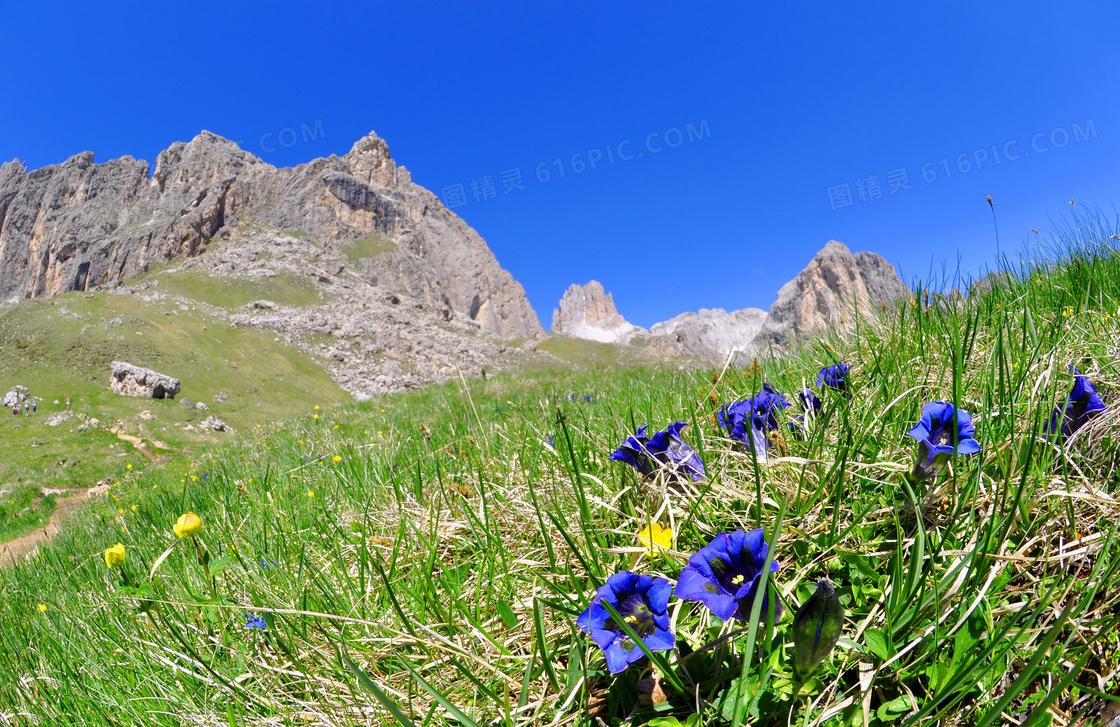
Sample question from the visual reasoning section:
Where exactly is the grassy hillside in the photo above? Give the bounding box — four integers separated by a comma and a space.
0, 285, 348, 539
1, 213, 1119, 725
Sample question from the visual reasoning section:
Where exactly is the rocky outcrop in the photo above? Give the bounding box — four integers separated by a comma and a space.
641, 308, 768, 360
109, 361, 181, 399
550, 240, 910, 362
970, 271, 1010, 297
198, 415, 232, 432
749, 241, 909, 354
0, 131, 541, 339
1, 385, 31, 409
551, 281, 643, 343
854, 251, 911, 308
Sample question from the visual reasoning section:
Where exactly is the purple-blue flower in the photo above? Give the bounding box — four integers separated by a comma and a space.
576, 571, 675, 674
610, 422, 706, 481
906, 401, 981, 482
674, 529, 782, 622
1045, 368, 1106, 440
244, 613, 268, 629
719, 383, 790, 459
797, 387, 822, 416
816, 363, 851, 398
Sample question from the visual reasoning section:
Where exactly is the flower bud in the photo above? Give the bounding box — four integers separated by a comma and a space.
792, 579, 844, 681
173, 512, 203, 539
910, 439, 950, 483
104, 542, 126, 569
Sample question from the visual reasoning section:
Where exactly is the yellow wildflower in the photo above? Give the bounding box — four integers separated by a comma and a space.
307, 490, 315, 498
104, 543, 126, 568
637, 523, 673, 557
173, 512, 203, 538
333, 455, 342, 463
37, 603, 47, 613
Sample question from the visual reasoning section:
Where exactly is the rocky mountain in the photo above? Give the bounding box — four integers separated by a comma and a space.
749, 241, 910, 354
551, 281, 642, 343
641, 308, 768, 361
551, 240, 911, 361
0, 131, 540, 339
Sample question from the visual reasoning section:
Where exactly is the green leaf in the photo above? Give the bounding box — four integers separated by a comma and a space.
496, 599, 517, 629
207, 556, 240, 575
877, 694, 916, 721
865, 628, 890, 660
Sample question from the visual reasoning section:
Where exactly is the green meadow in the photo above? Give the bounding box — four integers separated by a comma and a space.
1, 212, 1119, 725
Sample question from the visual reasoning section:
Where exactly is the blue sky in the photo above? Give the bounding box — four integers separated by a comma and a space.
2, 2, 1118, 329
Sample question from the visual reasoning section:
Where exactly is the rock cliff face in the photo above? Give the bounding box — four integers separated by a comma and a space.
0, 131, 541, 339
551, 240, 911, 361
551, 281, 642, 343
642, 308, 768, 360
750, 241, 910, 353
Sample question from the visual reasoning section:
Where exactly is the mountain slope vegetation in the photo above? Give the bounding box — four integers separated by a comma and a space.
1, 212, 1119, 725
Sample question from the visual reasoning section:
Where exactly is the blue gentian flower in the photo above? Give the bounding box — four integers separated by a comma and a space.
816, 363, 851, 398
719, 383, 791, 460
797, 387, 822, 416
576, 571, 675, 674
610, 422, 706, 481
1045, 368, 1106, 440
906, 401, 981, 482
244, 613, 268, 629
674, 529, 782, 622
584, 395, 594, 402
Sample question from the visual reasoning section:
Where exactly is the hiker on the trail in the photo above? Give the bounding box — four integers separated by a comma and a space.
65, 396, 71, 411
32, 400, 36, 414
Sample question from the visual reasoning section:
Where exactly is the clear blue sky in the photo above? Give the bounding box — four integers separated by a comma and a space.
3, 2, 1118, 329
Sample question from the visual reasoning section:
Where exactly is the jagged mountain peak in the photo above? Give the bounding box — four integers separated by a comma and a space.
0, 129, 541, 339
551, 240, 911, 360
551, 281, 642, 343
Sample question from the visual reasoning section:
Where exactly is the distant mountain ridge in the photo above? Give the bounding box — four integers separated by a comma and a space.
551, 241, 911, 360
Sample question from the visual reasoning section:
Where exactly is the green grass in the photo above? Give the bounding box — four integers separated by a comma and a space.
538, 335, 674, 369
141, 269, 326, 308
342, 233, 397, 263
1, 211, 1120, 725
0, 287, 349, 540
0, 485, 59, 542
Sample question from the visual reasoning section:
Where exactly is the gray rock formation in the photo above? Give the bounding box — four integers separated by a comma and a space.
749, 241, 909, 354
109, 361, 181, 399
550, 240, 910, 362
641, 308, 768, 360
0, 131, 540, 339
551, 281, 643, 343
198, 415, 232, 432
970, 271, 1010, 296
1, 385, 31, 409
854, 251, 912, 308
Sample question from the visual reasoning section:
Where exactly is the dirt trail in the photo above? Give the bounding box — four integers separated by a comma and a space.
1, 488, 92, 565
